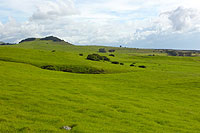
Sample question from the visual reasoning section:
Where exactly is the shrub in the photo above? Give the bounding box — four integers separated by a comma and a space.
120, 63, 124, 65
87, 54, 101, 61
41, 65, 56, 70
148, 54, 155, 56
109, 54, 115, 57
41, 65, 104, 74
87, 54, 110, 61
108, 49, 115, 52
101, 56, 110, 61
112, 61, 119, 64
79, 54, 83, 56
130, 63, 136, 66
52, 50, 56, 52
99, 48, 106, 53
139, 65, 146, 68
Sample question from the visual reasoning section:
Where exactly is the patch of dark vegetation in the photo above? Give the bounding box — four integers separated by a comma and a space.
0, 118, 7, 122
52, 50, 56, 52
99, 48, 106, 53
109, 54, 115, 57
18, 127, 31, 132
148, 54, 155, 56
41, 65, 104, 74
87, 54, 110, 61
41, 65, 56, 70
138, 65, 146, 68
0, 42, 16, 45
19, 38, 36, 43
111, 61, 119, 64
79, 54, 83, 56
120, 63, 124, 65
108, 49, 115, 52
130, 63, 136, 66
40, 36, 63, 42
101, 56, 110, 61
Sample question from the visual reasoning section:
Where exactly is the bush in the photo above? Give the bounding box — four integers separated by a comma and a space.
99, 48, 106, 53
120, 63, 124, 65
108, 49, 115, 52
138, 65, 146, 68
130, 63, 136, 66
101, 56, 110, 61
111, 61, 119, 64
79, 54, 83, 56
41, 65, 56, 70
109, 54, 115, 57
87, 54, 110, 61
87, 54, 101, 61
52, 50, 56, 52
41, 65, 104, 74
148, 54, 155, 56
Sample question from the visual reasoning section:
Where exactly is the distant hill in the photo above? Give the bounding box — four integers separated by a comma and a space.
19, 38, 36, 43
0, 41, 15, 45
19, 36, 73, 45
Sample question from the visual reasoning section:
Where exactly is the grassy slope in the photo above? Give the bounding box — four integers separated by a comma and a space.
0, 40, 200, 132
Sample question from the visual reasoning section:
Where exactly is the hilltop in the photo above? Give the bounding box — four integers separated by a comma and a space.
19, 36, 73, 45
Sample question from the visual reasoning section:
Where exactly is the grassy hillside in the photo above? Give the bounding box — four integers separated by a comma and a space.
0, 40, 200, 132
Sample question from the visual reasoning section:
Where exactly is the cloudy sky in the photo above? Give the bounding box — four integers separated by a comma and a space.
0, 0, 200, 49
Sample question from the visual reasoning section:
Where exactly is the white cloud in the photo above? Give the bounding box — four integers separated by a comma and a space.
30, 0, 79, 20
162, 7, 200, 32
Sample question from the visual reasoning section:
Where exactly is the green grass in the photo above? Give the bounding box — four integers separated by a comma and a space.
0, 40, 200, 132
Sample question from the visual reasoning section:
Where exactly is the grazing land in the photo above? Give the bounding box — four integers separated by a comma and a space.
0, 38, 200, 132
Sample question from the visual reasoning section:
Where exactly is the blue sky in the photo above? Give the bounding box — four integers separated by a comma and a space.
0, 0, 200, 49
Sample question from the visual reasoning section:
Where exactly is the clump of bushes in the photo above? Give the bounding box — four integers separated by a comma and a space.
120, 63, 124, 65
101, 56, 110, 61
41, 65, 105, 74
41, 65, 56, 70
99, 48, 106, 53
109, 54, 115, 57
139, 65, 146, 68
87, 54, 110, 61
130, 63, 136, 66
79, 54, 83, 56
111, 61, 119, 64
52, 50, 56, 52
148, 54, 155, 56
108, 49, 115, 52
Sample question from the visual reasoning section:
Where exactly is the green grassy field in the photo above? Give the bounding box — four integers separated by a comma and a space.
0, 40, 200, 132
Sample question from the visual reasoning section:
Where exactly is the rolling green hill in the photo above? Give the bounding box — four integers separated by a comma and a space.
0, 38, 200, 132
